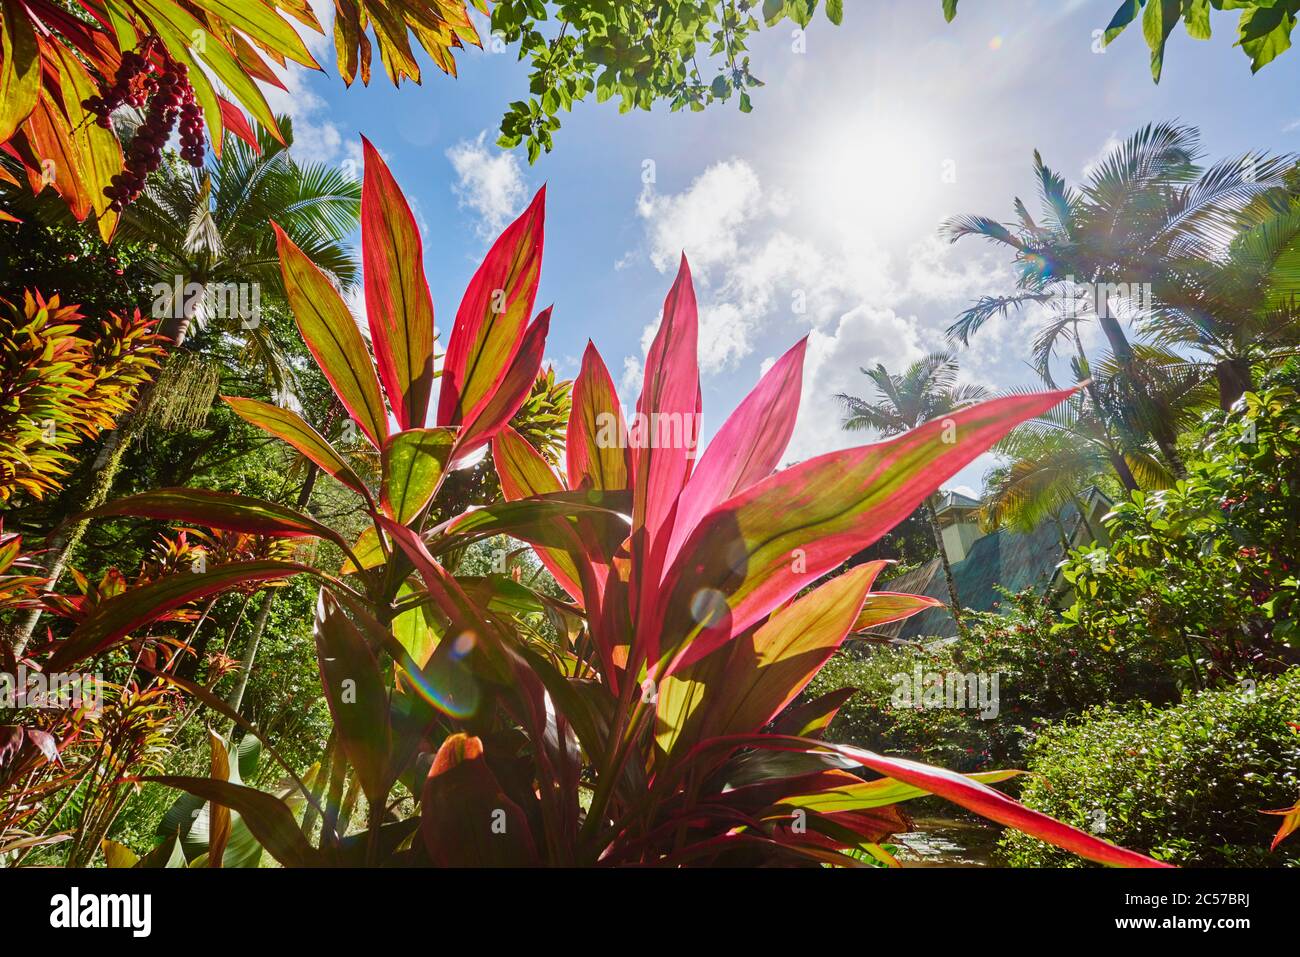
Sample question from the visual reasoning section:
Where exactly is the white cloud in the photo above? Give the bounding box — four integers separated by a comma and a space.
446, 132, 528, 237
262, 62, 360, 172
626, 158, 1019, 470
786, 305, 926, 463
1081, 132, 1121, 180
638, 160, 765, 276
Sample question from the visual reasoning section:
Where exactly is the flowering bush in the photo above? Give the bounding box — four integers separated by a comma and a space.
1060, 384, 1300, 688
804, 590, 1176, 770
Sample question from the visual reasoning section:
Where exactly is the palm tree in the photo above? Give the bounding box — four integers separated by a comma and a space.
12, 118, 362, 653
1146, 205, 1300, 409
836, 352, 990, 638
981, 389, 1173, 535
943, 122, 1292, 475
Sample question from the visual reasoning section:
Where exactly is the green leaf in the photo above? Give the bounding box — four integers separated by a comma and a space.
0, 0, 41, 142
185, 0, 319, 68
381, 428, 455, 524
1239, 5, 1297, 73
145, 776, 319, 867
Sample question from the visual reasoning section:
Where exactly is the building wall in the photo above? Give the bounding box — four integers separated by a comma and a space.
941, 519, 982, 563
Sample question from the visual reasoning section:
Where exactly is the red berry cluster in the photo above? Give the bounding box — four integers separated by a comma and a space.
82, 41, 207, 212
82, 43, 159, 126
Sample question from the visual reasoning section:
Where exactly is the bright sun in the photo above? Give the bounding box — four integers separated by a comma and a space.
804, 109, 946, 235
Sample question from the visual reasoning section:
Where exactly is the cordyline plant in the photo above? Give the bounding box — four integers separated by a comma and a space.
67, 137, 1167, 867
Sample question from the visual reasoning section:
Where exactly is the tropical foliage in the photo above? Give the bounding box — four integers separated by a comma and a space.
1004, 668, 1300, 867
40, 140, 1169, 867
944, 0, 1300, 78
0, 0, 480, 236
0, 290, 163, 502
1059, 381, 1300, 690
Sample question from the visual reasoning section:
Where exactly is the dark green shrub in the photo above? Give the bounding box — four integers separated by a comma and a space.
805, 590, 1174, 768
1059, 385, 1300, 690
1003, 668, 1300, 867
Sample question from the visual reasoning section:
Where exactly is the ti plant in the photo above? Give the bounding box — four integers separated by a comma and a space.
73, 135, 1166, 867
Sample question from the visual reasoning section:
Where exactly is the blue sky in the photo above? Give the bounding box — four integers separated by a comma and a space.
267, 0, 1300, 494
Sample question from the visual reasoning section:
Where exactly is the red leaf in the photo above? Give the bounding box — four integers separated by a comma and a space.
653, 389, 1077, 674
85, 487, 351, 551
420, 734, 538, 866
49, 561, 311, 669
217, 98, 260, 153
490, 426, 584, 600
361, 136, 435, 430
273, 222, 389, 448
630, 256, 700, 659
437, 187, 545, 429
691, 735, 1171, 868
665, 337, 806, 570
315, 591, 392, 804
454, 307, 551, 460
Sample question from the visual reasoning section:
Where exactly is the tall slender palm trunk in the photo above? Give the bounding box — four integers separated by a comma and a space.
1215, 357, 1253, 411
1097, 308, 1186, 478
226, 462, 320, 720
924, 497, 968, 639
1073, 333, 1139, 493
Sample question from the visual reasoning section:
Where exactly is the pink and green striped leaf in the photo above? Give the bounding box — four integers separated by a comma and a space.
454, 307, 551, 460
222, 396, 368, 498
689, 734, 1170, 868
380, 427, 455, 524
50, 561, 313, 668
566, 342, 629, 492
437, 187, 545, 429
84, 488, 351, 551
630, 256, 700, 655
274, 222, 389, 448
653, 388, 1078, 675
361, 137, 435, 431
665, 336, 806, 569
657, 562, 885, 763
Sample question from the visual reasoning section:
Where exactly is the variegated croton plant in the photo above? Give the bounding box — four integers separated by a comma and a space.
68, 137, 1168, 867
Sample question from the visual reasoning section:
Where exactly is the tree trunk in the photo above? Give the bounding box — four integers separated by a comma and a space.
924, 497, 967, 639
225, 463, 320, 721
1215, 357, 1253, 411
225, 588, 273, 718
1073, 331, 1139, 493
9, 409, 141, 656
1097, 309, 1186, 478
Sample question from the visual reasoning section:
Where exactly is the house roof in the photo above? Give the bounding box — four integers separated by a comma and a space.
864, 494, 1104, 642
933, 490, 982, 514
